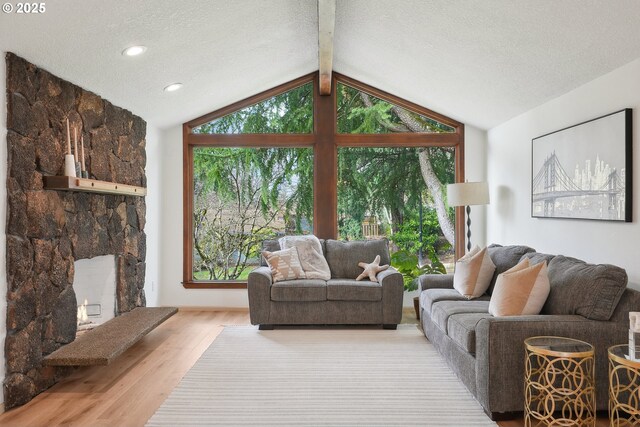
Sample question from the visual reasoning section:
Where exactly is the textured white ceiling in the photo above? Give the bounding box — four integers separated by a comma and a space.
334, 0, 640, 129
0, 0, 318, 129
2, 0, 640, 130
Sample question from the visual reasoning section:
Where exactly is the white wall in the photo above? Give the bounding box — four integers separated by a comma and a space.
157, 124, 488, 308
464, 125, 488, 248
144, 124, 162, 307
487, 58, 640, 289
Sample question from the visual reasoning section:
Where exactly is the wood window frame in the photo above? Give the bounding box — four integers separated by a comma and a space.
182, 72, 465, 288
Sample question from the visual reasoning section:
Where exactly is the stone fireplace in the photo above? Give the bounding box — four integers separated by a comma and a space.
5, 53, 147, 408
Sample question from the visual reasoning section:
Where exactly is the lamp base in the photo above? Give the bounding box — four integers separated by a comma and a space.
466, 205, 472, 252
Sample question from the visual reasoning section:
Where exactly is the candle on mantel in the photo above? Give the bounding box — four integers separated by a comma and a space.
73, 127, 79, 162
77, 299, 89, 326
66, 118, 72, 154
81, 135, 86, 172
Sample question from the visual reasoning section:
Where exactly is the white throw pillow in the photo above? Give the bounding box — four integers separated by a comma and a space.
489, 258, 550, 317
279, 235, 331, 280
262, 247, 306, 283
453, 246, 496, 299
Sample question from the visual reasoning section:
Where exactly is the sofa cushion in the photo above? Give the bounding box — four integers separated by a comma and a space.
520, 251, 556, 266
420, 289, 490, 318
325, 239, 390, 279
326, 279, 382, 301
542, 255, 627, 321
271, 279, 327, 302
431, 300, 490, 334
487, 244, 536, 294
448, 312, 493, 354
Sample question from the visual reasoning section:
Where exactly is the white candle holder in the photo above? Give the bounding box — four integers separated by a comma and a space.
64, 154, 77, 177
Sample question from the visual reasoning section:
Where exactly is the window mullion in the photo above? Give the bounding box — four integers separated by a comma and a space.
312, 75, 338, 239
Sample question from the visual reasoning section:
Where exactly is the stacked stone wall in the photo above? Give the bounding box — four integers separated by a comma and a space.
4, 53, 147, 408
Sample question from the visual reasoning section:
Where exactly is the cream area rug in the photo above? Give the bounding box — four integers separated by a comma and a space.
146, 325, 497, 426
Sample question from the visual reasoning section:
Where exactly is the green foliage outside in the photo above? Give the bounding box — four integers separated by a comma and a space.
390, 209, 451, 255
391, 249, 446, 292
336, 84, 456, 270
194, 83, 313, 134
192, 83, 315, 280
193, 266, 252, 281
336, 83, 455, 134
193, 147, 313, 280
192, 81, 457, 281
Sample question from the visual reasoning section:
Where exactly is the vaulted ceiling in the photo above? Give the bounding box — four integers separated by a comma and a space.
2, 0, 640, 130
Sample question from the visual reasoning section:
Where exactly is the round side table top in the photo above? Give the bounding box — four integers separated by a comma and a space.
524, 336, 594, 358
609, 344, 640, 368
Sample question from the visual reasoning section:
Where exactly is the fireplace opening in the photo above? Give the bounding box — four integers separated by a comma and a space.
73, 255, 117, 334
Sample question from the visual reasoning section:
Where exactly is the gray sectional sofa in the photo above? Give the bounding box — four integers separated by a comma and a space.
248, 238, 404, 329
419, 244, 640, 420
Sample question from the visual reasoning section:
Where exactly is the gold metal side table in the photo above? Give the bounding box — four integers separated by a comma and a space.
524, 336, 595, 427
608, 344, 640, 427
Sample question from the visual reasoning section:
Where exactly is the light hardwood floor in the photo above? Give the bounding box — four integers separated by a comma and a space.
0, 309, 609, 427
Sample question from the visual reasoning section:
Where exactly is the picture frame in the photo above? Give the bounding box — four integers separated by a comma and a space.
531, 109, 632, 222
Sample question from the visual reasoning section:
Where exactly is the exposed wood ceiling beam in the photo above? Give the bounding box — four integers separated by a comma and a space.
318, 0, 336, 95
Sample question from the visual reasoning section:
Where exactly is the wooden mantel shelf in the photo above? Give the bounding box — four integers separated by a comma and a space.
44, 176, 147, 197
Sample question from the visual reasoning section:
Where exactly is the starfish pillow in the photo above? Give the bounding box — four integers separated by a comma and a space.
356, 255, 389, 282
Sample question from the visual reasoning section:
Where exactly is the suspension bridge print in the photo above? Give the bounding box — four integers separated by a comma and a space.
531, 109, 632, 222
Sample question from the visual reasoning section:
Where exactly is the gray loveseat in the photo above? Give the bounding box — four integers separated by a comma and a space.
248, 239, 404, 329
419, 244, 640, 420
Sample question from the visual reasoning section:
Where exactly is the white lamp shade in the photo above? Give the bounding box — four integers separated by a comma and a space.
447, 182, 490, 207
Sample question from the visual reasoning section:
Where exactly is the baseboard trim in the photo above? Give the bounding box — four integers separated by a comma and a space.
178, 306, 249, 312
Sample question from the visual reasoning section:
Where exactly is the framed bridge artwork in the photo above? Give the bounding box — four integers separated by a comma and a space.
532, 109, 632, 222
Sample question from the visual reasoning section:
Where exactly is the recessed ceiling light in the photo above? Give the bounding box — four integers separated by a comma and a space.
163, 83, 183, 92
122, 45, 147, 57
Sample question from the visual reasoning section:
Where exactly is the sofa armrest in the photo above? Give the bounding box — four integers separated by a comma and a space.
379, 267, 404, 325
247, 266, 272, 325
419, 273, 454, 291
474, 314, 626, 414
610, 288, 640, 323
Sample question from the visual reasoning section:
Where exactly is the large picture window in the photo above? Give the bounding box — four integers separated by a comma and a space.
183, 73, 465, 287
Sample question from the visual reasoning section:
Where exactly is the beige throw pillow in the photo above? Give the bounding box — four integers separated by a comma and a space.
453, 246, 496, 299
279, 235, 331, 280
262, 247, 306, 283
489, 258, 550, 317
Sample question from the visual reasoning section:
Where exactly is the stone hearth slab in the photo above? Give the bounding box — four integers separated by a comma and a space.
44, 307, 178, 366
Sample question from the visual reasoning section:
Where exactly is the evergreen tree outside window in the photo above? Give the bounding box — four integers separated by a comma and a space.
336, 83, 456, 268
337, 83, 455, 134
193, 82, 313, 134
193, 147, 312, 280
